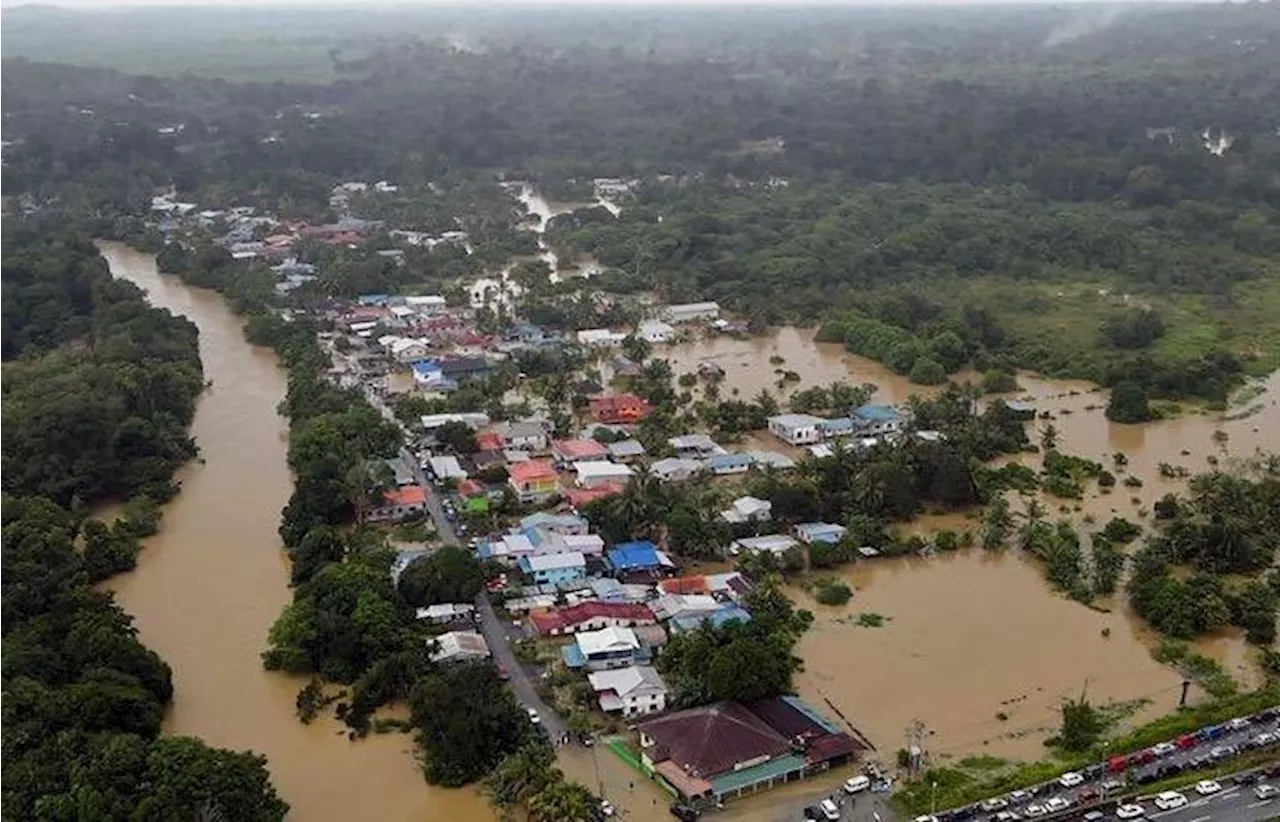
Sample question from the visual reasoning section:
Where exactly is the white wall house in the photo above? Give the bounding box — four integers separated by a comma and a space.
767, 414, 825, 446
587, 665, 669, 717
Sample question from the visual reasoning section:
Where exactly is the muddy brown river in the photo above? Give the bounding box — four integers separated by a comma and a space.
100, 244, 1276, 820
99, 243, 495, 822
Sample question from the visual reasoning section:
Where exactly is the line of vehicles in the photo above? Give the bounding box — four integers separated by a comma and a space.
908, 707, 1280, 822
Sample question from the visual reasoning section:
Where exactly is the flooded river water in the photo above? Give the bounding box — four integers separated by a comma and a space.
99, 243, 495, 822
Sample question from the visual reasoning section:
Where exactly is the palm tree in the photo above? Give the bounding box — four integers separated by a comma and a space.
487, 746, 560, 809
527, 779, 599, 822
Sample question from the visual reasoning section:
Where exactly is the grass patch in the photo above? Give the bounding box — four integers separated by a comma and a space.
814, 579, 854, 606
1152, 642, 1238, 699
958, 755, 1008, 772
856, 612, 888, 627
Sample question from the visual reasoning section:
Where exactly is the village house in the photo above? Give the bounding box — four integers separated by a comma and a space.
415, 603, 476, 624
421, 412, 491, 432
589, 394, 653, 425
706, 453, 753, 476
566, 484, 626, 508
430, 630, 491, 664
367, 485, 427, 521
720, 496, 773, 524
497, 420, 550, 452
668, 433, 721, 459
562, 626, 652, 671
658, 572, 753, 601
663, 301, 721, 324
404, 294, 447, 313
382, 456, 416, 487
517, 552, 588, 585
575, 460, 634, 488
588, 665, 669, 717
637, 697, 861, 805
745, 450, 796, 471
650, 592, 724, 623
607, 541, 672, 576
552, 438, 610, 465
578, 328, 627, 347
428, 456, 468, 481
507, 460, 560, 504
520, 512, 589, 535
852, 404, 905, 436
607, 439, 648, 463
795, 522, 848, 545
638, 319, 676, 343
767, 413, 825, 446
730, 534, 799, 557
669, 604, 752, 634
529, 601, 657, 636
650, 458, 705, 483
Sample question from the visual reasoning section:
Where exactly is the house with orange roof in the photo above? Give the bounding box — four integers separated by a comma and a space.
566, 483, 625, 508
508, 459, 560, 504
589, 394, 652, 424
368, 485, 427, 521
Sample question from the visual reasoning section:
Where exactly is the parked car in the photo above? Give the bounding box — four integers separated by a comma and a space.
526, 708, 540, 725
1058, 772, 1085, 789
1255, 784, 1279, 800
844, 775, 871, 794
804, 807, 822, 822
670, 804, 700, 822
1009, 790, 1032, 804
1083, 812, 1106, 822
1234, 771, 1263, 785
1153, 792, 1187, 811
1209, 744, 1237, 760
1151, 742, 1177, 756
912, 816, 938, 822
1082, 764, 1106, 781
994, 812, 1020, 822
1115, 804, 1145, 820
1195, 780, 1222, 796
1078, 787, 1099, 803
819, 799, 841, 821
1045, 797, 1071, 813
980, 798, 1008, 812
497, 664, 510, 680
1023, 805, 1046, 818
1254, 732, 1277, 748
1227, 717, 1251, 731
1176, 733, 1198, 750
600, 800, 616, 817
1134, 769, 1160, 786
1101, 780, 1125, 794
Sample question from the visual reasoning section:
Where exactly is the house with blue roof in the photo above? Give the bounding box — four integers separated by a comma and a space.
818, 417, 858, 438
851, 405, 905, 436
706, 453, 753, 475
607, 541, 667, 574
669, 604, 753, 634
795, 522, 848, 545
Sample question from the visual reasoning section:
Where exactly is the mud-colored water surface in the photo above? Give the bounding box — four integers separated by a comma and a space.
99, 243, 494, 822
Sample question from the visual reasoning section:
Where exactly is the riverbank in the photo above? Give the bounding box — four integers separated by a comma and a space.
98, 243, 496, 822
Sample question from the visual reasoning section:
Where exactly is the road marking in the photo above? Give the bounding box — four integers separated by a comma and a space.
1248, 799, 1273, 808
1191, 799, 1209, 807
1187, 816, 1210, 822
1219, 791, 1239, 800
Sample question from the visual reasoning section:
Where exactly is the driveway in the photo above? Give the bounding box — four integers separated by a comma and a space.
475, 591, 568, 743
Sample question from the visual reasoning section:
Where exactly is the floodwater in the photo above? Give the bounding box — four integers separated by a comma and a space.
98, 243, 494, 822
666, 327, 1279, 759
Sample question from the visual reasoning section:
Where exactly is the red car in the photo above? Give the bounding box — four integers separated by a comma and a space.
497, 664, 510, 681
1078, 788, 1100, 803
1177, 733, 1199, 750
1108, 755, 1129, 773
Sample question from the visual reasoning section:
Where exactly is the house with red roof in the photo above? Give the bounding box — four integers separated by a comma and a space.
552, 438, 609, 465
589, 394, 652, 424
529, 601, 658, 637
565, 483, 625, 508
637, 696, 863, 806
507, 459, 560, 504
368, 485, 427, 521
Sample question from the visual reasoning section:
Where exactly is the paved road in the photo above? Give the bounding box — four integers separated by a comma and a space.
475, 591, 568, 742
935, 714, 1280, 821
1138, 775, 1280, 822
398, 443, 461, 548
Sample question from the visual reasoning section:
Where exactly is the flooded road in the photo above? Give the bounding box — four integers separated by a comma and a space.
98, 243, 494, 822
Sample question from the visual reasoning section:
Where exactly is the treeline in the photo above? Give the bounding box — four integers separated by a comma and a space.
1129, 467, 1280, 646
0, 230, 287, 819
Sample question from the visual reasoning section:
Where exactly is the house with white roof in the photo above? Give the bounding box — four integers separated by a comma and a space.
415, 603, 476, 623
588, 665, 669, 717
767, 413, 825, 446
562, 626, 650, 671
575, 460, 634, 488
663, 302, 721, 323
721, 496, 773, 524
650, 458, 705, 483
638, 320, 676, 343
428, 456, 468, 480
730, 534, 800, 556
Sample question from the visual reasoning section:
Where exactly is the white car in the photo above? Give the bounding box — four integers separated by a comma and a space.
1255, 732, 1277, 747
600, 800, 615, 817
820, 798, 841, 820
1195, 780, 1223, 796
1023, 805, 1046, 818
1009, 790, 1033, 804
1058, 772, 1085, 788
1151, 742, 1177, 756
1255, 784, 1278, 800
1045, 797, 1071, 813
1227, 717, 1251, 731
1115, 804, 1145, 819
913, 817, 937, 822
995, 812, 1021, 822
1154, 791, 1187, 811
980, 798, 1009, 812
526, 708, 541, 725
844, 775, 871, 794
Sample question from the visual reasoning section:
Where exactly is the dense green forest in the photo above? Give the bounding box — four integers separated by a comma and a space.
0, 230, 287, 819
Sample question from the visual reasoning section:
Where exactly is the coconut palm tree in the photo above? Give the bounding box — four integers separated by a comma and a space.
527, 779, 599, 822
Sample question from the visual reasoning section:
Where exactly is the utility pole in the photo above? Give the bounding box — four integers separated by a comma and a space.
904, 719, 927, 776
1179, 679, 1192, 708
